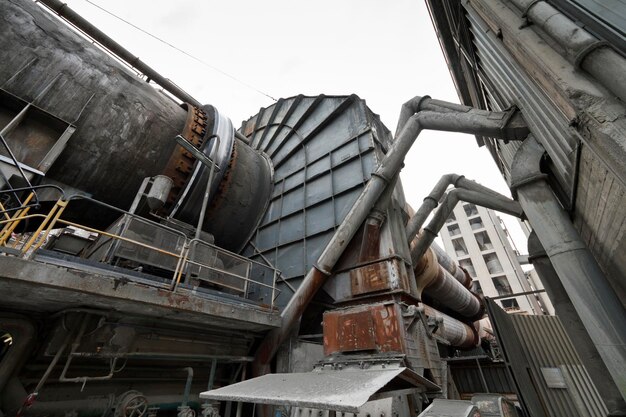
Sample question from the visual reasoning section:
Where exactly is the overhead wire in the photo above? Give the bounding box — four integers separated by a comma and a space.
79, 0, 278, 102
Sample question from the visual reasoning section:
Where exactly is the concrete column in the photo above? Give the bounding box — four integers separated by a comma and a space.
511, 137, 626, 402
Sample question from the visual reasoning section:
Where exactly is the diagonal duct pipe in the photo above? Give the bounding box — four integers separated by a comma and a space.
253, 96, 530, 372
405, 174, 514, 246
410, 188, 524, 266
405, 173, 516, 288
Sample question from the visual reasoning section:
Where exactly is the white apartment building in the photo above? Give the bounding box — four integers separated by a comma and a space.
440, 202, 553, 315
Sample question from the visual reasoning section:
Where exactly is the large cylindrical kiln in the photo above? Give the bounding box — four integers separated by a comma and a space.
0, 0, 272, 251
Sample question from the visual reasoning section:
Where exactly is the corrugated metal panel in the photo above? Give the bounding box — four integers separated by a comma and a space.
450, 363, 515, 396
464, 6, 581, 206
239, 95, 390, 308
488, 299, 608, 417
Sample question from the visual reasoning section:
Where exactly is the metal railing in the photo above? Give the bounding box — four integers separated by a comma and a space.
0, 194, 280, 309
181, 238, 278, 305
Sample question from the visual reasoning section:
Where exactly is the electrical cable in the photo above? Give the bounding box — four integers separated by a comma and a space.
78, 0, 278, 102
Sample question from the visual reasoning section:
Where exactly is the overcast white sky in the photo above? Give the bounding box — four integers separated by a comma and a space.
54, 0, 529, 253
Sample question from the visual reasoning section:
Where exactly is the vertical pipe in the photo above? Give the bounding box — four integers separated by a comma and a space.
511, 137, 626, 400
182, 367, 194, 408
528, 232, 626, 414
235, 367, 246, 417
207, 359, 217, 390
475, 358, 489, 393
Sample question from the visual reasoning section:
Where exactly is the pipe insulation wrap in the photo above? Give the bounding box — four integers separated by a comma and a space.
421, 304, 479, 349
413, 247, 483, 319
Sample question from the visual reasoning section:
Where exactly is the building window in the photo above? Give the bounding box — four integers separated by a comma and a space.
459, 259, 476, 277
492, 275, 513, 296
475, 231, 493, 251
483, 253, 504, 274
464, 203, 479, 217
447, 223, 461, 236
445, 212, 456, 224
501, 298, 520, 310
471, 280, 483, 295
452, 237, 469, 257
469, 217, 484, 230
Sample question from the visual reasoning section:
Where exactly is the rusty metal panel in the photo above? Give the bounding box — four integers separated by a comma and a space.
350, 262, 390, 295
350, 258, 411, 297
337, 310, 376, 352
323, 303, 405, 356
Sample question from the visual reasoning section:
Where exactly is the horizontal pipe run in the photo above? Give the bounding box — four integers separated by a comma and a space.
430, 241, 471, 288
37, 0, 202, 107
395, 97, 528, 141
413, 247, 483, 319
25, 394, 203, 416
69, 352, 254, 362
419, 304, 479, 349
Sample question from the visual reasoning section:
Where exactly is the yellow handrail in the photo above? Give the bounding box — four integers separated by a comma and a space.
1, 196, 278, 308
0, 193, 35, 245
21, 199, 64, 253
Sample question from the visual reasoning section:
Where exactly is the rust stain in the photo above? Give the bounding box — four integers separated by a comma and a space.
323, 303, 406, 356
160, 104, 208, 211
350, 262, 390, 296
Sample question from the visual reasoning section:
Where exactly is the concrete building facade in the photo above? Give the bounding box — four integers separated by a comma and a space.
440, 202, 553, 315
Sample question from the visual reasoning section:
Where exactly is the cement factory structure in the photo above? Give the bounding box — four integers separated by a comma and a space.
0, 0, 624, 416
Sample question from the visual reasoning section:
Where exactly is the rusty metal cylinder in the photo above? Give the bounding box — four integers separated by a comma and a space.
0, 0, 272, 251
413, 246, 484, 320
419, 304, 479, 349
431, 241, 472, 287
0, 0, 185, 206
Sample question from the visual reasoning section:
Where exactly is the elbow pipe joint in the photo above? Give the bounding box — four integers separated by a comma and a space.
394, 95, 431, 138
509, 136, 549, 198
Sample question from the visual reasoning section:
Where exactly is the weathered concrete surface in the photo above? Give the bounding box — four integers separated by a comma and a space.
0, 256, 280, 332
